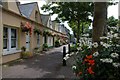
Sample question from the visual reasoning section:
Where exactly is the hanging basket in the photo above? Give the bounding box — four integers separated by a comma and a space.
21, 22, 32, 36
34, 28, 42, 35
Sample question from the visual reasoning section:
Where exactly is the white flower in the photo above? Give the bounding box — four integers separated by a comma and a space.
110, 53, 119, 58
113, 33, 118, 37
66, 54, 70, 57
100, 58, 113, 63
77, 47, 82, 51
92, 42, 98, 48
76, 51, 79, 55
110, 31, 114, 34
88, 46, 92, 49
112, 63, 120, 68
100, 37, 109, 40
109, 35, 113, 39
100, 59, 106, 62
72, 66, 77, 70
116, 45, 120, 47
102, 43, 111, 48
93, 51, 99, 57
105, 58, 113, 63
70, 52, 74, 56
100, 42, 104, 45
63, 56, 69, 60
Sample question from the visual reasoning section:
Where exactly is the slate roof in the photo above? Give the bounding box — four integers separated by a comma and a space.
0, 0, 2, 5
41, 14, 50, 26
19, 2, 36, 18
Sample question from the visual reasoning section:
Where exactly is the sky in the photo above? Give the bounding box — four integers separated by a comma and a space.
19, 0, 119, 34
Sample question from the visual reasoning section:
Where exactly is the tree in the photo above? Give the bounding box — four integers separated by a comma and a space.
41, 2, 93, 43
68, 21, 91, 38
92, 1, 118, 42
107, 16, 118, 27
92, 2, 107, 42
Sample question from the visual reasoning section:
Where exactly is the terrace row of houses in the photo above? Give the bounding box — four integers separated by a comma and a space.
0, 0, 69, 63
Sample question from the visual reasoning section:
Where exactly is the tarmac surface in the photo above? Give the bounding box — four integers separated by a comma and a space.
2, 45, 76, 79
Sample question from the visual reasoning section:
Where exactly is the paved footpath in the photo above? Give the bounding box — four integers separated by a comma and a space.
2, 45, 76, 78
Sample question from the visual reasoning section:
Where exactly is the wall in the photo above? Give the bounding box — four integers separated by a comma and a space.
29, 4, 42, 24
2, 52, 21, 63
8, 1, 20, 15
2, 8, 44, 63
2, 10, 21, 28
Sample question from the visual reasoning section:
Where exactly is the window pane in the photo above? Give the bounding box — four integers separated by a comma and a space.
3, 27, 8, 49
11, 39, 16, 48
3, 27, 8, 38
3, 39, 7, 49
11, 29, 16, 48
11, 29, 16, 38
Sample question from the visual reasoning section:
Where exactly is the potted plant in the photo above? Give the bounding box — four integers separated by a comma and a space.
21, 46, 33, 59
34, 27, 42, 35
42, 43, 48, 51
55, 40, 60, 47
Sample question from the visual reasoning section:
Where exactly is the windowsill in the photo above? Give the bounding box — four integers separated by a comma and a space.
3, 50, 22, 56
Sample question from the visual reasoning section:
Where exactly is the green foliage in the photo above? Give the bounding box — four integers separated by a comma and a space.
34, 27, 42, 35
69, 21, 91, 37
70, 44, 78, 52
107, 16, 119, 27
43, 30, 52, 36
42, 43, 48, 51
72, 26, 120, 79
55, 40, 60, 47
21, 51, 33, 59
21, 46, 26, 52
41, 2, 93, 42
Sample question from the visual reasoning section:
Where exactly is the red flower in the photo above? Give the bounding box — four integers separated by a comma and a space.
87, 67, 94, 74
86, 55, 93, 59
88, 60, 95, 66
77, 71, 82, 76
84, 58, 88, 62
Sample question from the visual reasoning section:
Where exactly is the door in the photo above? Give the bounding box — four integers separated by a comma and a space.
26, 33, 30, 51
37, 34, 40, 47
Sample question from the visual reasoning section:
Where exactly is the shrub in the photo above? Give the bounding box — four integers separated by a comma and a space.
43, 43, 48, 51
55, 40, 60, 47
70, 44, 77, 52
21, 51, 33, 59
21, 46, 26, 52
72, 26, 120, 79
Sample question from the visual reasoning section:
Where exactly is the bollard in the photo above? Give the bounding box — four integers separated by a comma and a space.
68, 43, 70, 54
63, 46, 66, 66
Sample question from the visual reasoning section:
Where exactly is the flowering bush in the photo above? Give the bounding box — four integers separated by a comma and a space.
72, 26, 120, 79
21, 22, 32, 35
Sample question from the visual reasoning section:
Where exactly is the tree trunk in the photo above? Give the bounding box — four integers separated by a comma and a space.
81, 23, 84, 34
77, 20, 80, 43
92, 2, 107, 42
103, 4, 108, 36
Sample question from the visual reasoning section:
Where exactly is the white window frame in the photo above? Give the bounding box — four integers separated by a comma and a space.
3, 26, 18, 55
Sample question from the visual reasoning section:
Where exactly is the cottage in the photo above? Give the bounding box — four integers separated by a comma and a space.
0, 0, 68, 64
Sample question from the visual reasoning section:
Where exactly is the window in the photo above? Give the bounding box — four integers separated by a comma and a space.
11, 29, 17, 48
3, 27, 8, 49
3, 26, 17, 55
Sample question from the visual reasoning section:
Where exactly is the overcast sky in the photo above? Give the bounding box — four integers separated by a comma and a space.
19, 0, 119, 34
